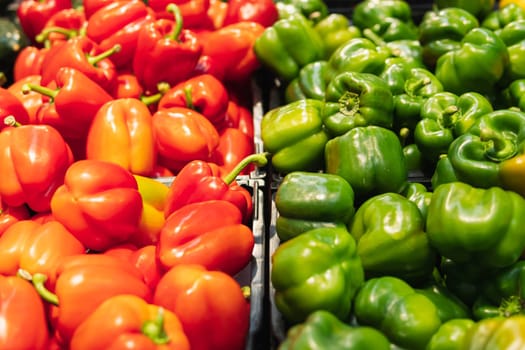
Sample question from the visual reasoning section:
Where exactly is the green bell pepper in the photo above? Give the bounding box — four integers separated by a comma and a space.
327, 37, 392, 77
325, 126, 408, 201
393, 67, 444, 138
416, 282, 472, 322
414, 91, 494, 164
0, 16, 29, 85
284, 60, 329, 103
379, 57, 426, 96
278, 310, 391, 350
401, 181, 432, 220
253, 13, 325, 82
430, 155, 459, 190
426, 318, 475, 350
271, 227, 364, 324
418, 7, 480, 68
439, 257, 487, 307
499, 78, 525, 110
322, 71, 394, 137
362, 26, 424, 63
314, 13, 361, 59
426, 181, 525, 268
482, 3, 525, 30
275, 0, 329, 24
435, 0, 495, 20
261, 99, 329, 174
348, 192, 436, 283
352, 0, 418, 41
353, 276, 442, 349
472, 260, 525, 319
447, 109, 525, 196
496, 19, 525, 84
403, 143, 424, 173
435, 27, 509, 96
463, 316, 525, 349
275, 171, 355, 241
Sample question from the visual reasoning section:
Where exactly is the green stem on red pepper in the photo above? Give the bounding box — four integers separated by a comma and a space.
140, 82, 171, 106
4, 116, 21, 127
21, 83, 58, 102
141, 307, 171, 345
86, 44, 121, 67
17, 269, 59, 306
166, 4, 183, 43
222, 153, 268, 185
35, 27, 79, 44
184, 86, 195, 110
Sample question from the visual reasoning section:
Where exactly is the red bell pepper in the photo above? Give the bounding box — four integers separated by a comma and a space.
153, 264, 250, 350
13, 46, 48, 82
82, 0, 114, 18
16, 0, 71, 44
0, 197, 30, 236
40, 36, 120, 92
85, 0, 155, 69
0, 119, 74, 213
0, 220, 85, 285
132, 4, 203, 94
25, 67, 113, 156
212, 127, 255, 175
158, 199, 254, 275
70, 294, 190, 350
22, 253, 152, 347
86, 98, 157, 177
37, 7, 87, 46
192, 53, 226, 81
163, 152, 267, 223
50, 159, 143, 252
152, 106, 220, 173
105, 244, 163, 290
148, 0, 213, 30
223, 0, 279, 27
219, 99, 255, 138
197, 21, 265, 82
158, 73, 229, 126
0, 87, 31, 130
0, 275, 50, 350
110, 72, 144, 99
8, 75, 44, 124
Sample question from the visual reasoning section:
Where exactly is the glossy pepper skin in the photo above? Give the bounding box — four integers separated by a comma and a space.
70, 294, 190, 350
313, 13, 361, 59
17, 0, 71, 44
148, 0, 212, 30
499, 78, 525, 110
426, 182, 525, 268
379, 56, 426, 96
223, 0, 279, 27
323, 71, 394, 137
133, 4, 203, 94
86, 98, 156, 177
261, 99, 329, 174
462, 316, 525, 349
275, 171, 355, 241
401, 181, 432, 220
279, 310, 391, 350
496, 19, 525, 84
271, 227, 364, 324
284, 60, 330, 103
0, 220, 85, 285
482, 3, 525, 30
352, 0, 418, 42
154, 264, 250, 350
416, 282, 472, 322
0, 87, 31, 131
158, 200, 254, 276
435, 27, 509, 96
418, 8, 480, 68
0, 275, 49, 350
325, 126, 408, 202
50, 159, 143, 252
431, 155, 459, 189
27, 254, 152, 347
0, 121, 73, 213
447, 109, 525, 196
349, 192, 436, 283
435, 0, 495, 20
253, 13, 324, 82
354, 276, 442, 349
472, 260, 525, 319
414, 91, 493, 164
426, 318, 475, 350
275, 0, 329, 24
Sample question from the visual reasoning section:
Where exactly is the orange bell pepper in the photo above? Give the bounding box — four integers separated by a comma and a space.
86, 98, 157, 177
0, 220, 85, 285
158, 199, 254, 275
7, 75, 44, 124
0, 197, 31, 236
50, 159, 143, 252
0, 275, 49, 350
70, 294, 190, 349
152, 106, 220, 173
0, 119, 74, 213
23, 254, 152, 347
153, 264, 250, 350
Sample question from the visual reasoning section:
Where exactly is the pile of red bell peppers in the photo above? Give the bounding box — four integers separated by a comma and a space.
0, 0, 278, 349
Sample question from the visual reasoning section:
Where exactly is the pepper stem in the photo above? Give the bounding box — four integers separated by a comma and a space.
362, 28, 386, 48
22, 83, 59, 101
166, 4, 183, 42
87, 44, 121, 67
17, 269, 59, 306
184, 85, 195, 110
4, 116, 21, 127
440, 105, 459, 128
222, 153, 269, 185
498, 295, 525, 317
241, 286, 251, 300
35, 26, 78, 44
480, 127, 517, 162
405, 77, 431, 96
140, 82, 170, 105
338, 91, 360, 116
141, 307, 170, 345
